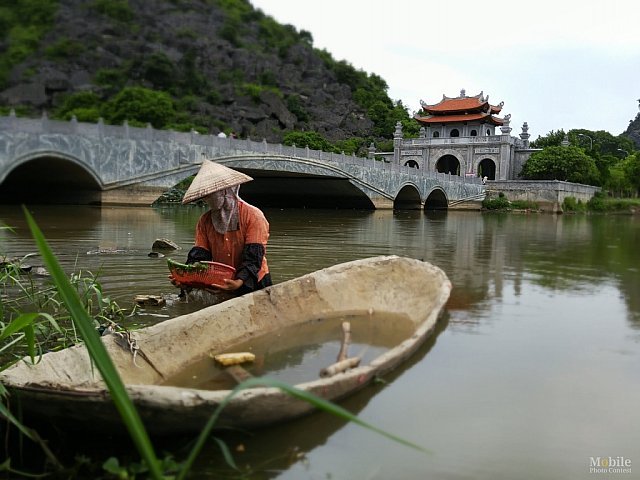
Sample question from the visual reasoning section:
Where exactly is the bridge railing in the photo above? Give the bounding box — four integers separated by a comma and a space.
0, 112, 483, 185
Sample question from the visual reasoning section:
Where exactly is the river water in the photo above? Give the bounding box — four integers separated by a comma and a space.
1, 205, 639, 479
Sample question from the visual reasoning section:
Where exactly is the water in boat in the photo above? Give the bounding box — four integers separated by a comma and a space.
162, 311, 415, 390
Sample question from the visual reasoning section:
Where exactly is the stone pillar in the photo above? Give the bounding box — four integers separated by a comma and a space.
98, 117, 105, 140
520, 122, 531, 148
393, 121, 403, 165
368, 142, 376, 159
467, 144, 474, 175
368, 195, 395, 209
41, 110, 49, 132
500, 114, 512, 135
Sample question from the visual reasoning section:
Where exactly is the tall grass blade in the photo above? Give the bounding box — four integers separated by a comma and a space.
212, 437, 239, 471
243, 378, 429, 451
0, 313, 39, 340
23, 325, 35, 362
22, 206, 163, 480
0, 384, 33, 440
177, 377, 430, 479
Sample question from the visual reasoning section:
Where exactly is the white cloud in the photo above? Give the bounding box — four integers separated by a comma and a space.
250, 0, 640, 137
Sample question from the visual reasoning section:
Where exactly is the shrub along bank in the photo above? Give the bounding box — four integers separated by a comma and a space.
482, 192, 640, 214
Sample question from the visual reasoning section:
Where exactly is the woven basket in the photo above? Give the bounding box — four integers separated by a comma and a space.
168, 258, 236, 288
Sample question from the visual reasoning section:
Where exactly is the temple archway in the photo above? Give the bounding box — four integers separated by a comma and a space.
404, 159, 419, 169
435, 155, 460, 175
478, 158, 496, 180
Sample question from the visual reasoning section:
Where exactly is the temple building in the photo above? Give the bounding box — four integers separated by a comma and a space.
388, 89, 537, 180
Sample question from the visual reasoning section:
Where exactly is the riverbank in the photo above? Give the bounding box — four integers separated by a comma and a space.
483, 191, 640, 214
486, 179, 601, 213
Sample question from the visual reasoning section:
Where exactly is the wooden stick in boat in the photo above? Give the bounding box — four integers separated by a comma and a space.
319, 356, 361, 378
336, 321, 351, 362
225, 364, 254, 383
211, 351, 256, 384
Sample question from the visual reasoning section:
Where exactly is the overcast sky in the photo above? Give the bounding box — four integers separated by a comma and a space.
250, 0, 640, 141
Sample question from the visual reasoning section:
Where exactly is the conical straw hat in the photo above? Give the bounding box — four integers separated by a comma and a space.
182, 160, 253, 204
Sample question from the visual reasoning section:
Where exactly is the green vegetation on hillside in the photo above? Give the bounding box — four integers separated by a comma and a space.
0, 0, 58, 89
0, 0, 415, 143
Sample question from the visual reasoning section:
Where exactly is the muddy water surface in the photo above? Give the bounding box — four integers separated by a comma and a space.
1, 205, 639, 479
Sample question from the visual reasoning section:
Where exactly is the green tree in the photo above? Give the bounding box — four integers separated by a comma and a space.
101, 87, 176, 128
141, 52, 177, 90
520, 145, 600, 185
52, 91, 102, 121
283, 131, 335, 152
334, 137, 367, 156
607, 163, 634, 197
530, 129, 566, 148
622, 152, 640, 196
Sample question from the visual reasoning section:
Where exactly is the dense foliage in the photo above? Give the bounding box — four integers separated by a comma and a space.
282, 130, 375, 157
525, 129, 638, 195
520, 145, 599, 184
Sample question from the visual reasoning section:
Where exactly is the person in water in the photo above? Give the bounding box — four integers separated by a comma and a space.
171, 160, 272, 295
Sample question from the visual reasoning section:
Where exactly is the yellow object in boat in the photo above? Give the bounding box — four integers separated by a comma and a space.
212, 352, 256, 366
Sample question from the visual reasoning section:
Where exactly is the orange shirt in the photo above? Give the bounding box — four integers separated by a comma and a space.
194, 200, 269, 281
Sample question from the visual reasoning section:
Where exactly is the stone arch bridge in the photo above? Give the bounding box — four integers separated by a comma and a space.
0, 113, 485, 209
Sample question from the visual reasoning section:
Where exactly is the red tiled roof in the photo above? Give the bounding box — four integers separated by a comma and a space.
424, 97, 488, 113
421, 91, 503, 115
415, 112, 504, 126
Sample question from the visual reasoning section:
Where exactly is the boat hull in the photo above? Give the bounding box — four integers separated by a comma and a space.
1, 256, 451, 434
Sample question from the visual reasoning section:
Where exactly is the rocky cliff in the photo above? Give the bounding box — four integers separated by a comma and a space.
623, 107, 640, 149
0, 0, 406, 144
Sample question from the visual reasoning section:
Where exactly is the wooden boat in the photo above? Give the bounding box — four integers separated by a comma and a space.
0, 256, 451, 435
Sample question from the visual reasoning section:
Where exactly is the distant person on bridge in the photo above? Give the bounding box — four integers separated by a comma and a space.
170, 160, 272, 296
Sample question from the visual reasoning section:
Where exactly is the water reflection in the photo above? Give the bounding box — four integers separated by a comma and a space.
1, 206, 640, 479
0, 206, 639, 328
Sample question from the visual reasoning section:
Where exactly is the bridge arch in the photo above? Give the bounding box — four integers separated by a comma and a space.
394, 183, 421, 210
217, 155, 378, 209
423, 187, 448, 211
0, 152, 103, 204
435, 154, 461, 176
